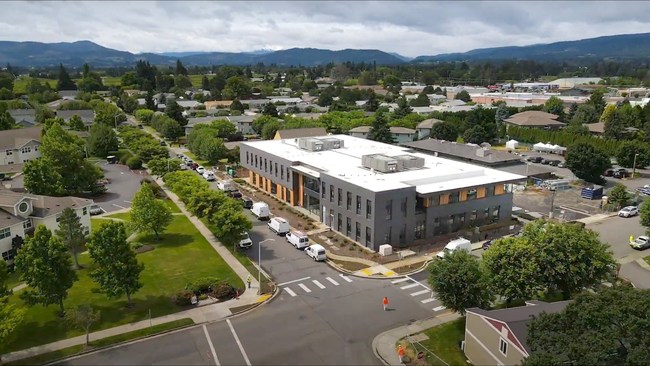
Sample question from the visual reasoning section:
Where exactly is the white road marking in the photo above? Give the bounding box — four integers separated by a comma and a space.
298, 283, 312, 293
325, 277, 340, 286
312, 280, 326, 289
406, 275, 432, 291
421, 298, 436, 304
202, 325, 220, 366
433, 306, 447, 312
339, 274, 353, 283
410, 289, 430, 297
391, 278, 410, 284
277, 277, 311, 286
400, 283, 420, 290
111, 204, 127, 209
226, 319, 251, 366
124, 200, 132, 203
284, 287, 297, 297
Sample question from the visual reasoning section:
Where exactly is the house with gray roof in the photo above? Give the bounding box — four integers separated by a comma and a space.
56, 109, 95, 126
464, 300, 570, 365
8, 109, 37, 127
273, 127, 328, 140
416, 118, 444, 139
505, 111, 565, 129
227, 115, 257, 135
349, 126, 416, 144
0, 126, 42, 171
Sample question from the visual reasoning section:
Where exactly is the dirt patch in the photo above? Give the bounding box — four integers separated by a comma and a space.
392, 261, 428, 274
309, 230, 387, 262
133, 244, 154, 254
329, 258, 369, 272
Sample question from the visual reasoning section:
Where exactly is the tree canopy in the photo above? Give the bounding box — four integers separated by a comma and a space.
130, 183, 172, 240
368, 111, 394, 143
565, 142, 611, 184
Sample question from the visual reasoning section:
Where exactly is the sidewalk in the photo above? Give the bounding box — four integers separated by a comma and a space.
373, 311, 461, 366
2, 178, 272, 363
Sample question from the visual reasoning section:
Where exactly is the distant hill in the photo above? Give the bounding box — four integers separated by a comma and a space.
412, 32, 650, 63
0, 41, 404, 67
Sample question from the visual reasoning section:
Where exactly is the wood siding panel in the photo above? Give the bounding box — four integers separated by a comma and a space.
477, 187, 486, 199
439, 194, 449, 205
298, 174, 304, 206
460, 190, 468, 201
495, 184, 505, 195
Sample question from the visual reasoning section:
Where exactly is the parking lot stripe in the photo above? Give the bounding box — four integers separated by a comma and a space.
421, 297, 436, 304
226, 319, 251, 366
325, 277, 340, 286
111, 203, 127, 209
339, 274, 353, 283
410, 289, 430, 297
433, 306, 447, 312
277, 277, 311, 286
400, 283, 420, 290
298, 283, 312, 293
312, 280, 326, 289
284, 288, 297, 297
202, 325, 220, 366
391, 278, 410, 284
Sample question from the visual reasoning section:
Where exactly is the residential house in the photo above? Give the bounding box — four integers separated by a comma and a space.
58, 90, 79, 100
204, 100, 233, 109
0, 189, 93, 262
550, 77, 603, 89
176, 100, 202, 109
584, 122, 605, 135
243, 99, 272, 111
464, 300, 570, 366
0, 126, 42, 169
8, 109, 37, 128
56, 109, 95, 127
227, 115, 257, 135
274, 127, 328, 140
504, 111, 565, 130
411, 106, 434, 115
183, 116, 220, 136
349, 126, 417, 144
416, 118, 444, 140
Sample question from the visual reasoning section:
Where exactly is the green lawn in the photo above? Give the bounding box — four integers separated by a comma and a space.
405, 318, 468, 366
7, 318, 194, 366
162, 199, 181, 213
101, 76, 122, 87
183, 151, 209, 167
91, 218, 114, 233
4, 214, 241, 353
12, 77, 57, 94
5, 269, 23, 290
104, 212, 131, 221
188, 75, 203, 88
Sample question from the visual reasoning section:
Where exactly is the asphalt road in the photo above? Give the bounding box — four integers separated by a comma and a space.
92, 162, 147, 214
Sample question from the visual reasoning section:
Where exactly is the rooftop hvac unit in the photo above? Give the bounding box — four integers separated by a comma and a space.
392, 154, 425, 169
318, 137, 344, 150
361, 154, 402, 173
298, 137, 323, 152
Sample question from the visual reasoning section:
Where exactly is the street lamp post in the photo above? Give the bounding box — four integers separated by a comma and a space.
258, 238, 275, 295
632, 153, 639, 178
114, 115, 119, 129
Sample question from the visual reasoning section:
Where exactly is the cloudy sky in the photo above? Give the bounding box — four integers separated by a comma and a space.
2, 1, 650, 57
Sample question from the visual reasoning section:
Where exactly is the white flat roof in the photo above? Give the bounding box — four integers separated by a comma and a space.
242, 135, 525, 193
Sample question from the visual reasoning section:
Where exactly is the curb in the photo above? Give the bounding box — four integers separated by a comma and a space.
227, 285, 280, 318
325, 257, 433, 279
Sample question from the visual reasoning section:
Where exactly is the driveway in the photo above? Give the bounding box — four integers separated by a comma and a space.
92, 162, 147, 213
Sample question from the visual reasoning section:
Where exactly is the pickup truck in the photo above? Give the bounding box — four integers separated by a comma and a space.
239, 232, 253, 249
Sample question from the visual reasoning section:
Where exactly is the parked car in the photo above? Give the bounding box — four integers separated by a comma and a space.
613, 168, 630, 179
548, 160, 561, 166
89, 204, 104, 215
241, 196, 253, 209
268, 217, 290, 236
304, 244, 327, 261
229, 190, 243, 199
286, 230, 310, 249
238, 232, 253, 249
604, 169, 615, 177
557, 162, 566, 168
618, 206, 639, 217
196, 166, 205, 175
540, 159, 551, 165
481, 239, 493, 251
203, 170, 215, 181
630, 236, 650, 250
637, 187, 650, 196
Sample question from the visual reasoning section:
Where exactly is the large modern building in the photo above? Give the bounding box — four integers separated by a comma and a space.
240, 135, 525, 251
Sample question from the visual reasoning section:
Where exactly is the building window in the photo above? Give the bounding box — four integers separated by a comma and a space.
492, 206, 501, 220
346, 192, 352, 211
21, 146, 31, 154
254, 155, 258, 168
399, 225, 406, 244
321, 182, 326, 198
385, 200, 392, 220
23, 219, 32, 229
281, 165, 284, 180
449, 191, 460, 203
270, 161, 273, 174
384, 226, 392, 244
346, 217, 352, 236
0, 227, 11, 240
275, 163, 278, 175
486, 185, 495, 196
7, 161, 13, 165
246, 151, 249, 164
329, 185, 334, 202
5, 150, 12, 156
337, 214, 342, 232
264, 159, 268, 172
467, 188, 477, 200
355, 222, 361, 241
414, 221, 425, 239
356, 196, 361, 215
401, 197, 408, 217
1, 249, 16, 261
82, 207, 88, 216
499, 338, 508, 356
366, 227, 372, 245
366, 199, 372, 219
337, 188, 342, 206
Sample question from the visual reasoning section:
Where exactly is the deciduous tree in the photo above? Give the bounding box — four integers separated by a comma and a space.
209, 199, 252, 251
463, 125, 489, 144
640, 198, 650, 232
14, 226, 77, 316
454, 90, 471, 102
616, 141, 650, 169
428, 250, 493, 315
565, 142, 611, 184
65, 304, 100, 346
165, 100, 188, 126
87, 221, 143, 306
607, 183, 631, 209
0, 260, 10, 299
87, 123, 118, 158
430, 121, 459, 141
55, 207, 87, 269
0, 300, 25, 361
542, 96, 565, 121
262, 102, 278, 117
130, 183, 172, 240
147, 157, 181, 177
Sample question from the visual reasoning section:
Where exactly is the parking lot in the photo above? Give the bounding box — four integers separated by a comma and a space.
90, 162, 147, 214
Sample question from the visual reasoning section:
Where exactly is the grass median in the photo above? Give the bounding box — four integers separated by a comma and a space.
399, 318, 467, 366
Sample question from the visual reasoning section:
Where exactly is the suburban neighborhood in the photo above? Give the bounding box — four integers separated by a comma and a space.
1, 3, 650, 366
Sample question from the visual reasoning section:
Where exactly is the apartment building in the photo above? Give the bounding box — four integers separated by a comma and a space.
0, 126, 42, 166
239, 135, 524, 251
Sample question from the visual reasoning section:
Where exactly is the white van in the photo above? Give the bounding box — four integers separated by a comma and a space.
436, 238, 472, 259
286, 230, 310, 249
268, 217, 290, 236
203, 170, 215, 181
238, 232, 252, 249
305, 244, 327, 261
217, 180, 234, 192
251, 202, 270, 220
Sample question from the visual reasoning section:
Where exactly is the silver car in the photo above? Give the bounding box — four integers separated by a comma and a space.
630, 236, 650, 250
618, 206, 639, 218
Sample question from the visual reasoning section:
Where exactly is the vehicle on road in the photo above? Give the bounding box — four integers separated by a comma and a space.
436, 237, 472, 259
630, 236, 650, 250
638, 186, 650, 196
604, 169, 615, 177
286, 230, 310, 249
229, 190, 243, 199
241, 196, 253, 209
159, 140, 166, 146
196, 166, 205, 175
106, 155, 118, 164
613, 168, 629, 179
217, 180, 234, 192
547, 160, 561, 166
268, 217, 290, 236
540, 159, 551, 165
238, 232, 253, 249
251, 202, 270, 220
527, 156, 543, 163
89, 204, 104, 215
203, 170, 215, 181
304, 244, 327, 261
557, 162, 566, 168
618, 206, 639, 218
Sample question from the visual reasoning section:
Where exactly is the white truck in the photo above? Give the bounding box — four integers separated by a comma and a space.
436, 238, 472, 259
251, 202, 270, 220
268, 217, 290, 236
238, 232, 253, 249
286, 230, 310, 249
217, 179, 235, 192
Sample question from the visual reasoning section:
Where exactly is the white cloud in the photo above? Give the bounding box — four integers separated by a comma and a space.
1, 1, 650, 57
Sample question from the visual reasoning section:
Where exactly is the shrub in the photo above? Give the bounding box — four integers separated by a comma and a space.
211, 281, 236, 300
173, 290, 194, 306
118, 149, 134, 164
126, 157, 143, 169
185, 277, 220, 294
233, 178, 245, 184
198, 293, 208, 300
141, 178, 166, 198
132, 242, 143, 250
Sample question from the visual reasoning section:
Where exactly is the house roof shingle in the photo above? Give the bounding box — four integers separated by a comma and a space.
403, 139, 522, 165
417, 118, 444, 129
56, 109, 95, 123
275, 127, 328, 140
584, 122, 605, 134
0, 126, 42, 151
505, 111, 565, 127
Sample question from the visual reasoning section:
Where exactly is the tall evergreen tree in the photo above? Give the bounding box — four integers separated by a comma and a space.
165, 100, 188, 126
56, 64, 76, 90
145, 90, 156, 110
393, 96, 413, 119
175, 60, 188, 76
368, 111, 395, 143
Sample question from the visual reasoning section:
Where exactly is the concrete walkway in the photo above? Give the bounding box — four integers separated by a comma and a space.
373, 311, 462, 366
2, 178, 271, 363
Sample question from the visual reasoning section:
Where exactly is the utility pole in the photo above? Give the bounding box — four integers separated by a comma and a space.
632, 153, 639, 178
549, 189, 556, 219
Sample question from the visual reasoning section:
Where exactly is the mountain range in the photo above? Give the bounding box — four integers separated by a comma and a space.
1, 32, 650, 68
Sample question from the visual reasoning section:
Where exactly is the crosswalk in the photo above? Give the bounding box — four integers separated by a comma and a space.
280, 274, 354, 297
391, 276, 447, 313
